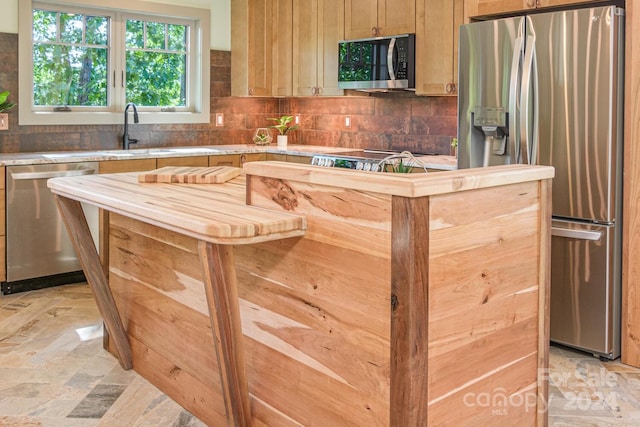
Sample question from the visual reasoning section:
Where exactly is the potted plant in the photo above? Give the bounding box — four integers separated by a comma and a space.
0, 91, 16, 130
268, 115, 298, 149
253, 127, 272, 145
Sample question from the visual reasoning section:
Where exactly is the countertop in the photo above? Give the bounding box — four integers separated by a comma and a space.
0, 144, 458, 170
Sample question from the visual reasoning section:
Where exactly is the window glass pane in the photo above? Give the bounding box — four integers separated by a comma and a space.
168, 24, 186, 52
86, 16, 108, 46
33, 9, 57, 42
126, 50, 186, 107
33, 45, 108, 106
126, 19, 144, 48
33, 9, 109, 107
146, 21, 165, 50
60, 13, 83, 44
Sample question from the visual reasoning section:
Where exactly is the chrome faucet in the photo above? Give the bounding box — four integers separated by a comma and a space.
123, 103, 139, 150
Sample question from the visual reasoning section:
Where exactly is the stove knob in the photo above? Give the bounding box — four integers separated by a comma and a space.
363, 162, 371, 171
356, 161, 364, 170
327, 158, 335, 167
370, 163, 380, 172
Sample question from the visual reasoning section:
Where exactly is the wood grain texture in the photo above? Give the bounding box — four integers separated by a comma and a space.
48, 173, 306, 245
54, 196, 132, 370
623, 0, 640, 368
243, 161, 555, 198
0, 166, 4, 282
199, 241, 251, 427
138, 166, 241, 184
156, 155, 209, 168
390, 196, 430, 426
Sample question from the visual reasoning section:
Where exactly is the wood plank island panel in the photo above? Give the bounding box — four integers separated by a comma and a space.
50, 161, 553, 426
245, 165, 553, 426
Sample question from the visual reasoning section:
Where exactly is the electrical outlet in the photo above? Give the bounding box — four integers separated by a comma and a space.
0, 114, 8, 131
215, 113, 224, 127
345, 116, 351, 128
294, 114, 300, 125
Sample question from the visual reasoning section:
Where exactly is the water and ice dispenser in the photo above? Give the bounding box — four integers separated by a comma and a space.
471, 107, 509, 167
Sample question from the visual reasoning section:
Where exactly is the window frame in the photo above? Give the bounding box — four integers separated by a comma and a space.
18, 0, 210, 126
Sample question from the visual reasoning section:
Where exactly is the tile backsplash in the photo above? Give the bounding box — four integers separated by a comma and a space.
0, 32, 456, 154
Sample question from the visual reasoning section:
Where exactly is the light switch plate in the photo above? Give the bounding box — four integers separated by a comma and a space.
0, 113, 8, 131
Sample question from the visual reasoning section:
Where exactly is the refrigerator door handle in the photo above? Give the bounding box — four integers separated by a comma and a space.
509, 36, 524, 164
520, 34, 536, 165
551, 226, 603, 242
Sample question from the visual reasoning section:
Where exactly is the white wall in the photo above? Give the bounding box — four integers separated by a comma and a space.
0, 0, 231, 50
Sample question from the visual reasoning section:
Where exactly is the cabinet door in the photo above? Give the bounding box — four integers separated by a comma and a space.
273, 0, 293, 96
98, 159, 156, 174
318, 0, 345, 96
469, 0, 528, 17
293, 0, 320, 96
293, 0, 344, 96
0, 167, 5, 282
210, 155, 240, 167
240, 153, 266, 164
416, 0, 463, 96
378, 0, 415, 36
345, 0, 378, 38
539, 0, 595, 7
248, 0, 272, 96
156, 156, 208, 168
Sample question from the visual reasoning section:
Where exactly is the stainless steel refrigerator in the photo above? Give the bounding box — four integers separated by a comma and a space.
457, 5, 624, 359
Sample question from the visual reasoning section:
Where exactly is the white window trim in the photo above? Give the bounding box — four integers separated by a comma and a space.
18, 0, 210, 126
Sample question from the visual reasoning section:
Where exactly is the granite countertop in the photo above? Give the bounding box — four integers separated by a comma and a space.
0, 144, 458, 170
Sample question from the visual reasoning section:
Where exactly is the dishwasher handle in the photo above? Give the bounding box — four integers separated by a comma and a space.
551, 226, 602, 242
11, 168, 96, 180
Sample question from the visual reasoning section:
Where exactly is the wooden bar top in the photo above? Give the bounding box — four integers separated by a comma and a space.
243, 162, 555, 197
47, 172, 306, 245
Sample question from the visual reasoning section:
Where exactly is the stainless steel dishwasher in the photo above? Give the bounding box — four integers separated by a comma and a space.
3, 162, 99, 294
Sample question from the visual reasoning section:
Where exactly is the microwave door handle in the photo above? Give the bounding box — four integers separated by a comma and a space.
387, 37, 396, 81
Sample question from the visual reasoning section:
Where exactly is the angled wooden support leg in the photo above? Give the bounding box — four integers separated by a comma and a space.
54, 195, 133, 370
199, 241, 251, 427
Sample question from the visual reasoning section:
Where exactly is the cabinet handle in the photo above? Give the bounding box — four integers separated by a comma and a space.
526, 0, 535, 7
371, 27, 378, 36
315, 87, 321, 96
311, 87, 317, 95
446, 83, 456, 94
240, 154, 247, 164
249, 88, 254, 95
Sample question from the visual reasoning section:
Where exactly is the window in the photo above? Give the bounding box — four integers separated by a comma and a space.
19, 0, 210, 125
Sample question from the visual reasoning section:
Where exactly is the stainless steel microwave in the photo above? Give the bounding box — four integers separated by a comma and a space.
338, 34, 415, 91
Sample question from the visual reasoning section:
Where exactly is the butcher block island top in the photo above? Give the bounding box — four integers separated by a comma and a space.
48, 161, 554, 427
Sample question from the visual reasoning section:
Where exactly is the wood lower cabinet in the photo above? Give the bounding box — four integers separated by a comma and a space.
345, 0, 415, 38
293, 0, 344, 96
416, 0, 463, 95
210, 155, 240, 167
98, 159, 156, 174
0, 167, 5, 282
156, 156, 208, 168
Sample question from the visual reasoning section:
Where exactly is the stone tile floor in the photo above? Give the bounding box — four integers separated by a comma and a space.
1, 282, 639, 426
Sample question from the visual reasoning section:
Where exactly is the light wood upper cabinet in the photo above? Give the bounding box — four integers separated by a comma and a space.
345, 0, 415, 39
466, 0, 598, 18
273, 0, 294, 96
293, 0, 344, 96
416, 0, 463, 96
231, 0, 273, 96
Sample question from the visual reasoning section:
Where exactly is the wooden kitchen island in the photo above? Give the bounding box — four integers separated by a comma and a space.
48, 161, 554, 426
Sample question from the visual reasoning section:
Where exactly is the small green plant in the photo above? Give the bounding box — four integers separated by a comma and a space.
268, 115, 298, 135
392, 159, 412, 173
451, 137, 458, 149
0, 91, 16, 113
